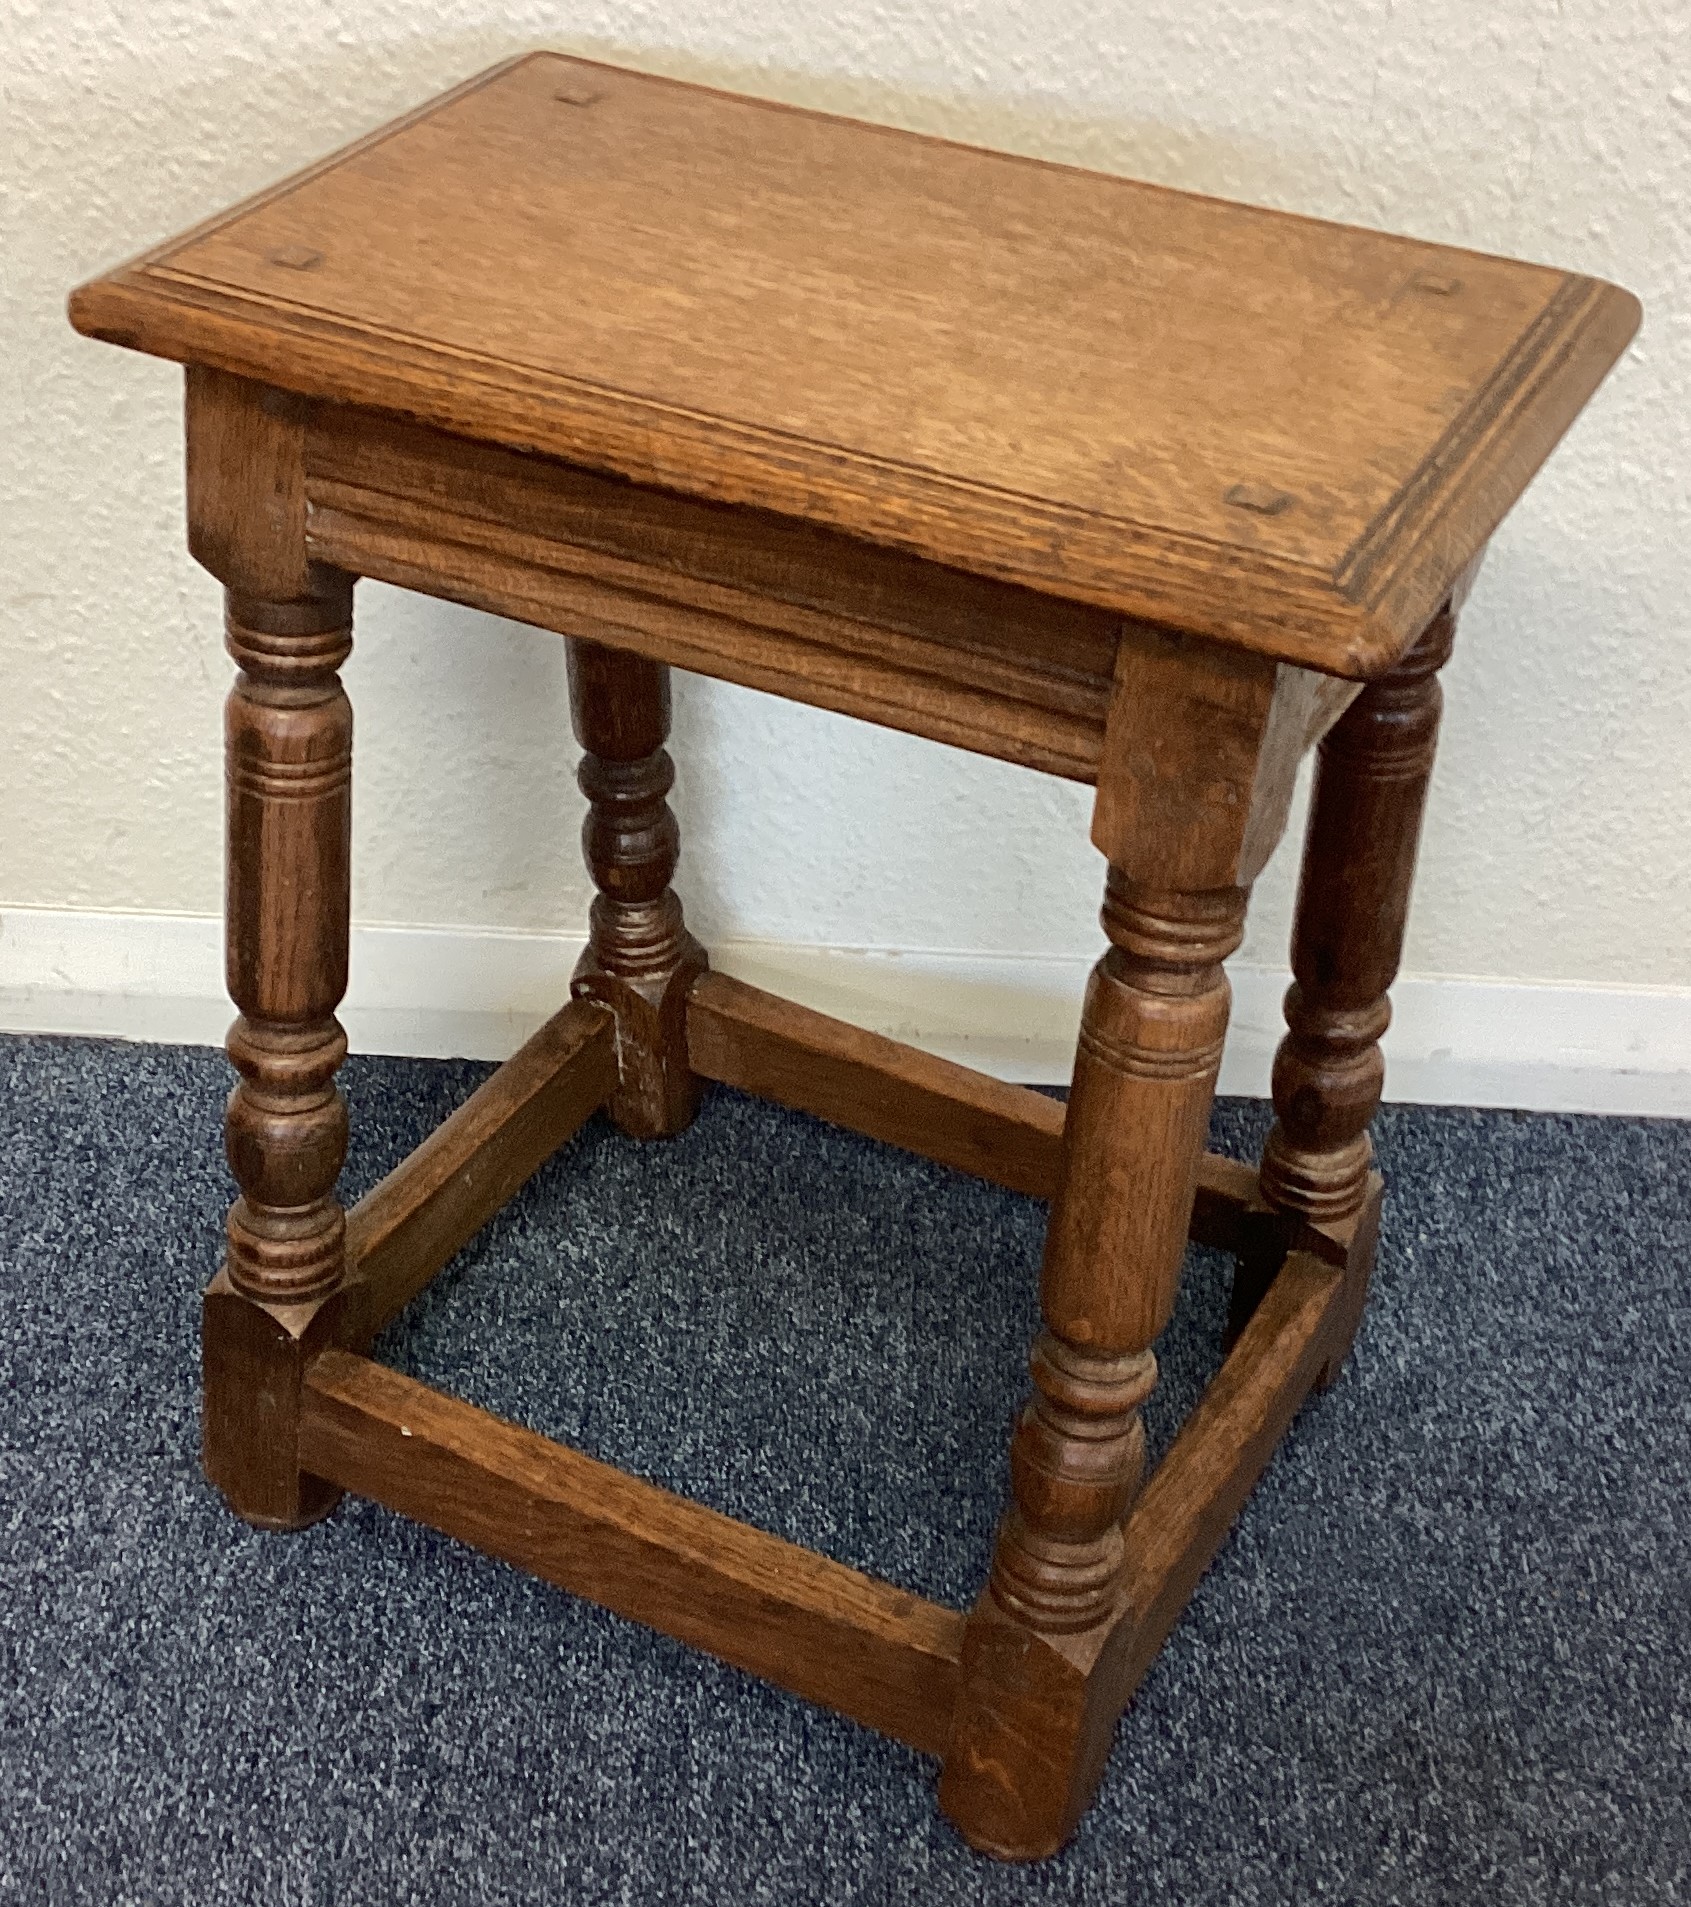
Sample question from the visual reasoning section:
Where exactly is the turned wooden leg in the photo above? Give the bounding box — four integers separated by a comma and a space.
1232, 602, 1457, 1378
940, 871, 1247, 1858
202, 575, 355, 1529
567, 637, 707, 1139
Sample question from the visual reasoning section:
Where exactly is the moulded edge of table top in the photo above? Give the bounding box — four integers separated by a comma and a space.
66, 52, 1641, 680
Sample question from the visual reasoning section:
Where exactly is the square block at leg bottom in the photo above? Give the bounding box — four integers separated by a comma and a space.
203, 1267, 344, 1530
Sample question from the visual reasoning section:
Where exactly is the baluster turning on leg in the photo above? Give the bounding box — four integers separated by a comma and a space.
1235, 602, 1458, 1371
203, 575, 355, 1528
994, 876, 1244, 1631
568, 638, 707, 1139
942, 872, 1246, 1854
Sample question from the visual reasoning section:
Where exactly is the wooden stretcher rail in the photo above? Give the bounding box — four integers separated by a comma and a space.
1100, 1249, 1344, 1712
686, 971, 1263, 1249
299, 1233, 1343, 1770
299, 1349, 966, 1756
340, 998, 617, 1352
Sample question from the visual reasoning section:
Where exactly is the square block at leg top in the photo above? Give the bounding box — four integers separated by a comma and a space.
202, 1267, 344, 1530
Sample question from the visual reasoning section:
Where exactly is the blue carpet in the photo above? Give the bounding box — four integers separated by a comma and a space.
0, 1032, 1686, 1904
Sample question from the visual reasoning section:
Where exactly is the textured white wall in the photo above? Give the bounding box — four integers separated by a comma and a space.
5, 1, 1687, 987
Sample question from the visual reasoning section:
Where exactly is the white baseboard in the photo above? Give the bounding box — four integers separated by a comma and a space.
3, 904, 1689, 1115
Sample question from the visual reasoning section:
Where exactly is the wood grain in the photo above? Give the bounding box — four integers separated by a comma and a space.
568, 638, 708, 1138
70, 54, 1642, 1857
202, 1269, 345, 1532
188, 367, 358, 1530
303, 406, 1115, 782
685, 971, 1263, 1248
68, 53, 1639, 675
1101, 1249, 1344, 1709
1260, 605, 1456, 1225
1093, 628, 1357, 890
300, 1349, 965, 1755
937, 1247, 1342, 1859
686, 970, 1069, 1197
340, 999, 617, 1353
1231, 599, 1458, 1369
220, 592, 353, 1308
186, 366, 316, 600
939, 1236, 1343, 1861
941, 867, 1247, 1855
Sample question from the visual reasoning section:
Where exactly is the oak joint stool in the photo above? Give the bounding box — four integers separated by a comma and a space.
70, 53, 1637, 1860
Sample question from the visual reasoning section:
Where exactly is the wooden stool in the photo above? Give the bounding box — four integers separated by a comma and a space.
69, 54, 1636, 1859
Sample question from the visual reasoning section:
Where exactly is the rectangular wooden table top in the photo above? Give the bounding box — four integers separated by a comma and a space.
69, 51, 1637, 678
